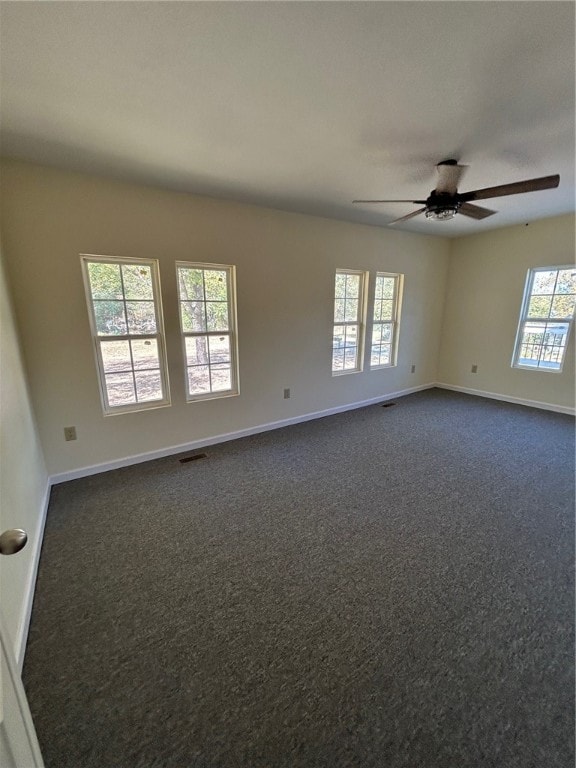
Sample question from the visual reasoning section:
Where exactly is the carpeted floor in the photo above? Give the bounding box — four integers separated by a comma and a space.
23, 389, 575, 767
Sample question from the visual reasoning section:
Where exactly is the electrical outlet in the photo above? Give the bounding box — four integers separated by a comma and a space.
283, 388, 291, 399
471, 364, 478, 374
64, 426, 77, 441
411, 365, 416, 373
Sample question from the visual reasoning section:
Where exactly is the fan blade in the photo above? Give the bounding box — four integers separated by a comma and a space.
389, 207, 427, 225
435, 161, 468, 195
459, 202, 496, 220
353, 199, 427, 204
460, 174, 560, 202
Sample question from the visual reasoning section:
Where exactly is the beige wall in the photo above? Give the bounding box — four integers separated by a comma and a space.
0, 160, 450, 477
438, 214, 575, 409
0, 237, 48, 660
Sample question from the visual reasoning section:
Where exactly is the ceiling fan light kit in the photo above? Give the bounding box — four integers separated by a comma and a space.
353, 160, 560, 227
425, 204, 459, 221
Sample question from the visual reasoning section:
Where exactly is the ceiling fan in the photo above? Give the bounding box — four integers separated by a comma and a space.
353, 160, 560, 225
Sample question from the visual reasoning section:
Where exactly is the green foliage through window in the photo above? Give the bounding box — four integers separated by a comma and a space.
332, 270, 366, 373
371, 273, 401, 369
514, 266, 576, 371
82, 256, 169, 413
177, 263, 238, 400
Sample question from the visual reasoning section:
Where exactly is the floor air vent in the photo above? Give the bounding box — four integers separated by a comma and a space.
179, 453, 207, 463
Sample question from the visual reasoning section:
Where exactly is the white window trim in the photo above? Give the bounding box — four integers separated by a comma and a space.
512, 265, 575, 374
332, 268, 368, 376
369, 272, 404, 370
176, 261, 240, 402
81, 254, 171, 415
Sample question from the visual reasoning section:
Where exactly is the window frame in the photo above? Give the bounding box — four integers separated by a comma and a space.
176, 261, 240, 402
369, 271, 403, 370
512, 265, 575, 373
331, 268, 368, 376
80, 254, 171, 416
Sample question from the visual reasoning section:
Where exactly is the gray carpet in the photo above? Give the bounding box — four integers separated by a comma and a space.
23, 389, 575, 767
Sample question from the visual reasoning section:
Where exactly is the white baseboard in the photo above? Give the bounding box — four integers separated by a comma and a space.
16, 479, 51, 671
435, 382, 575, 416
50, 382, 436, 485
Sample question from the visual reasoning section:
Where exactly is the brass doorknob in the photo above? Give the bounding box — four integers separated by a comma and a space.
0, 529, 28, 555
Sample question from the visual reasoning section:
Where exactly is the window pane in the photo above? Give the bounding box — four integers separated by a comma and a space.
345, 325, 358, 346
206, 302, 229, 332
208, 335, 231, 363
527, 295, 552, 318
122, 264, 153, 299
381, 323, 392, 342
332, 348, 344, 371
532, 270, 557, 295
556, 269, 576, 295
541, 342, 564, 365
550, 295, 576, 319
131, 339, 159, 370
344, 347, 358, 369
211, 364, 232, 391
126, 301, 157, 334
381, 278, 395, 300
105, 373, 136, 406
344, 299, 358, 322
371, 343, 392, 367
185, 336, 209, 366
101, 340, 131, 373
204, 270, 228, 301
178, 269, 205, 300
379, 344, 392, 365
521, 321, 545, 343
94, 300, 127, 335
101, 341, 162, 399
372, 323, 393, 345
335, 273, 347, 299
544, 323, 569, 344
518, 329, 541, 366
333, 325, 345, 349
517, 321, 567, 370
134, 371, 163, 402
379, 300, 394, 321
334, 298, 345, 322
374, 276, 384, 300
181, 302, 206, 332
345, 274, 360, 297
88, 262, 123, 300
188, 365, 210, 395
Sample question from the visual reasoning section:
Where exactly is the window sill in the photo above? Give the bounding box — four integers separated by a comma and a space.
185, 390, 240, 404
103, 399, 172, 416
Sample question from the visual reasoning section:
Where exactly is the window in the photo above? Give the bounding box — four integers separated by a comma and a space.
176, 262, 239, 400
81, 255, 170, 414
332, 269, 367, 374
513, 266, 576, 372
370, 272, 403, 368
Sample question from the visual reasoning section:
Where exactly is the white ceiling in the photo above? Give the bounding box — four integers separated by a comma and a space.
1, 1, 574, 237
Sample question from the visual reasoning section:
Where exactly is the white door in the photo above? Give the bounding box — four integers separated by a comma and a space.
0, 530, 44, 767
